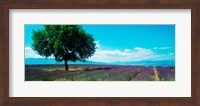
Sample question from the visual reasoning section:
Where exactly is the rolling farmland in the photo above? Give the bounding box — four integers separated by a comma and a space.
25, 64, 175, 81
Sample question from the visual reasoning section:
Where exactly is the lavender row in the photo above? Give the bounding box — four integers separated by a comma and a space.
130, 66, 154, 81
156, 66, 175, 81
73, 66, 132, 80
104, 67, 144, 81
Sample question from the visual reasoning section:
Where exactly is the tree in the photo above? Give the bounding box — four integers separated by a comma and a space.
32, 25, 96, 71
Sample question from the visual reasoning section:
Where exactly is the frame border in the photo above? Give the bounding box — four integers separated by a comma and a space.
0, 0, 200, 106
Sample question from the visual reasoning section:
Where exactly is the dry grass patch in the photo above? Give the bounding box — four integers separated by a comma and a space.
69, 68, 82, 72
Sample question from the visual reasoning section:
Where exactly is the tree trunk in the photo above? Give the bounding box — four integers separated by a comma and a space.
64, 59, 69, 71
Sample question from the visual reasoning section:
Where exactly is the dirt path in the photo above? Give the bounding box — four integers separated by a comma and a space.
154, 67, 160, 81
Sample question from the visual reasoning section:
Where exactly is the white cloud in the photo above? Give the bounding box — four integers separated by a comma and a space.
134, 47, 143, 50
25, 47, 44, 58
25, 47, 54, 58
153, 47, 171, 50
95, 41, 101, 48
25, 46, 175, 62
89, 47, 174, 63
124, 49, 131, 53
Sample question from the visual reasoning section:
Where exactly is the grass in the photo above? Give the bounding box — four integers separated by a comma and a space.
166, 77, 175, 81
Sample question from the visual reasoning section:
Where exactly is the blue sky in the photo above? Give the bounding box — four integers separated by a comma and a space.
25, 25, 175, 62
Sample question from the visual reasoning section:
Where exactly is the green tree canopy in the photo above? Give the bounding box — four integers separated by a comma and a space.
32, 25, 96, 71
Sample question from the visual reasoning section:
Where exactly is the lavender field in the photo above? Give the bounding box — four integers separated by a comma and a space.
25, 64, 175, 81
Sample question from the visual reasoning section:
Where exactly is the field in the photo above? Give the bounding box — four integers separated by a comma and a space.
25, 64, 175, 81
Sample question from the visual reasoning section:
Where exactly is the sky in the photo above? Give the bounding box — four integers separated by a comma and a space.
25, 25, 175, 63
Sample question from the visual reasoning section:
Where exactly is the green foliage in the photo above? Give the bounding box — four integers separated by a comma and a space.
166, 77, 175, 81
32, 25, 96, 70
70, 66, 79, 69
